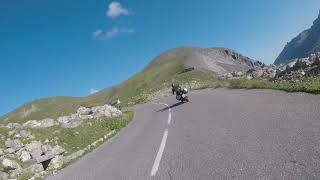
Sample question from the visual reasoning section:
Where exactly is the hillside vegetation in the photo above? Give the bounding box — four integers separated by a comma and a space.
0, 49, 218, 124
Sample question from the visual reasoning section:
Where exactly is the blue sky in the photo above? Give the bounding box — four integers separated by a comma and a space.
1, 0, 320, 115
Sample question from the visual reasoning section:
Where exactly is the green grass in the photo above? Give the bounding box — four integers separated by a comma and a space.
28, 111, 133, 154
0, 112, 133, 180
226, 78, 320, 94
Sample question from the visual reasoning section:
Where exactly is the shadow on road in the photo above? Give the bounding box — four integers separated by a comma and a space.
157, 102, 185, 112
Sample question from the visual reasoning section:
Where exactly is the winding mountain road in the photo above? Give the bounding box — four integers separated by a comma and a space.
47, 89, 320, 180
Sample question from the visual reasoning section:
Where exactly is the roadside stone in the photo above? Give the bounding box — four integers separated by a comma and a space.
9, 168, 23, 178
20, 151, 31, 162
51, 145, 65, 155
4, 148, 15, 154
63, 150, 85, 163
48, 155, 63, 170
25, 141, 43, 159
0, 171, 8, 179
5, 139, 23, 151
2, 158, 21, 170
41, 144, 52, 152
28, 164, 44, 173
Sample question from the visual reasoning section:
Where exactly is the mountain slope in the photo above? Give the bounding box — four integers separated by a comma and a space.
275, 11, 320, 64
0, 47, 258, 124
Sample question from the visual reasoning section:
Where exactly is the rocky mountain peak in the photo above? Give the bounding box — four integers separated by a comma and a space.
274, 10, 320, 65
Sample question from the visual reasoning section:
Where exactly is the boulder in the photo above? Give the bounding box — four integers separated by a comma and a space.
63, 150, 85, 163
226, 73, 233, 79
28, 164, 44, 173
77, 106, 93, 115
48, 155, 64, 170
2, 158, 21, 170
19, 130, 32, 138
20, 151, 31, 162
8, 130, 16, 137
5, 139, 23, 151
23, 120, 41, 128
57, 116, 70, 124
39, 118, 58, 128
4, 148, 15, 154
51, 145, 65, 155
314, 56, 320, 66
0, 171, 8, 179
287, 60, 297, 68
41, 144, 52, 152
6, 123, 22, 129
25, 141, 43, 159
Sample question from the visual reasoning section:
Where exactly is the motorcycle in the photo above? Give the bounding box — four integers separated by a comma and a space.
176, 88, 189, 103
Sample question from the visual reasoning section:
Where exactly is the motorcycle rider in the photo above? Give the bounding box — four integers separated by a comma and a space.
171, 84, 189, 102
171, 84, 182, 95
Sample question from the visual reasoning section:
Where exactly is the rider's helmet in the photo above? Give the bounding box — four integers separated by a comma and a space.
183, 88, 188, 94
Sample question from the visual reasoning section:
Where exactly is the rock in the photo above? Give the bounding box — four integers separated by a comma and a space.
63, 150, 85, 163
41, 144, 52, 152
77, 106, 93, 115
28, 164, 44, 173
19, 130, 32, 138
6, 123, 22, 129
314, 56, 320, 66
9, 168, 23, 178
57, 116, 70, 124
48, 155, 63, 169
226, 73, 233, 79
0, 171, 8, 179
2, 158, 21, 170
0, 148, 4, 156
235, 71, 244, 76
51, 145, 65, 155
292, 59, 307, 70
287, 60, 297, 68
8, 130, 16, 137
20, 151, 31, 162
23, 120, 41, 128
246, 75, 253, 80
4, 148, 15, 154
23, 119, 57, 128
5, 139, 23, 151
39, 118, 58, 128
25, 141, 43, 159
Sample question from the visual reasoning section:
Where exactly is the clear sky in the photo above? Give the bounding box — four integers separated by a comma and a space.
1, 0, 320, 115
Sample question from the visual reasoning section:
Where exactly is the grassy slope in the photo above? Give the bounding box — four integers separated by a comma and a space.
0, 51, 196, 124
226, 78, 320, 94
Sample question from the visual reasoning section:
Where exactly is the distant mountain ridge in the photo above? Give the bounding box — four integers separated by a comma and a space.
275, 10, 320, 64
149, 47, 263, 75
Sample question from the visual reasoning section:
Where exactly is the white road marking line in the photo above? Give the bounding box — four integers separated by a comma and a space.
149, 102, 172, 176
151, 129, 169, 176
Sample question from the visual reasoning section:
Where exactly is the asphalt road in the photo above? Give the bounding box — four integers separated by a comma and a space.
47, 89, 320, 180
